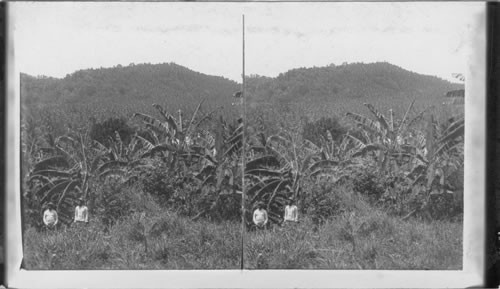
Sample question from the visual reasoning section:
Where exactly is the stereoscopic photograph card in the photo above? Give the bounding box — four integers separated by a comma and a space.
5, 1, 486, 288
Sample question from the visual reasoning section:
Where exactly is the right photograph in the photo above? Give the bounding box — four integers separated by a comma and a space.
242, 2, 474, 270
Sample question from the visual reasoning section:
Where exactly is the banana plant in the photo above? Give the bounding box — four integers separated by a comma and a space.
133, 100, 222, 177
405, 115, 464, 191
243, 129, 346, 225
133, 99, 221, 152
345, 101, 428, 177
27, 130, 95, 225
92, 131, 153, 184
182, 116, 244, 221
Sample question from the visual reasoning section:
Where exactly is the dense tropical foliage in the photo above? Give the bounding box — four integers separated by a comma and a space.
21, 62, 464, 269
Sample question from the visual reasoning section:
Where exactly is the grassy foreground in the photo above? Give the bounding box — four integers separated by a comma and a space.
246, 190, 462, 270
23, 192, 461, 270
244, 213, 462, 270
23, 194, 241, 270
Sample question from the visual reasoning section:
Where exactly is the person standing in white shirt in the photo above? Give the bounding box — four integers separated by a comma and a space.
43, 202, 58, 230
283, 200, 298, 224
74, 198, 89, 226
253, 203, 268, 229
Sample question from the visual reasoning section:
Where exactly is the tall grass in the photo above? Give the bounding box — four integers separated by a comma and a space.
23, 200, 241, 269
23, 188, 461, 270
244, 190, 462, 270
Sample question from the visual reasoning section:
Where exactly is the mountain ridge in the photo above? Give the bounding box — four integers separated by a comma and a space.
21, 61, 463, 117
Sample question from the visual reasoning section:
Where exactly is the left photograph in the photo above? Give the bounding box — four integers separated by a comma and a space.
16, 2, 243, 269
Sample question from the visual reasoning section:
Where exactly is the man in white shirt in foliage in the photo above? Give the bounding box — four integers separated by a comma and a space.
74, 198, 89, 226
284, 200, 298, 225
253, 203, 268, 230
43, 202, 58, 230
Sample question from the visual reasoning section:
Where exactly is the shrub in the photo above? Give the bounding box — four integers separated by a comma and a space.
140, 160, 177, 207
94, 179, 132, 228
352, 171, 385, 202
302, 116, 347, 145
90, 117, 135, 147
205, 191, 241, 222
302, 182, 346, 226
426, 191, 463, 221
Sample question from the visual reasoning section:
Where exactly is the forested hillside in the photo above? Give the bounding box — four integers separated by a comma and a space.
21, 61, 464, 134
22, 62, 461, 113
21, 63, 240, 111
246, 62, 463, 118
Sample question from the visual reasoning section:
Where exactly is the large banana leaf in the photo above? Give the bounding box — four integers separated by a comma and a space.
30, 170, 72, 180
184, 99, 205, 137
438, 119, 464, 144
266, 179, 290, 207
32, 156, 69, 172
345, 112, 383, 135
397, 99, 415, 133
364, 103, 390, 133
352, 143, 386, 158
135, 135, 155, 151
134, 113, 170, 135
246, 155, 281, 171
40, 179, 77, 204
248, 179, 282, 204
406, 164, 427, 181
306, 160, 339, 174
97, 161, 129, 174
152, 104, 178, 133
245, 168, 284, 177
141, 143, 177, 158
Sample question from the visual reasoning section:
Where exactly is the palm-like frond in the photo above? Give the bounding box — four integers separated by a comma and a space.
249, 179, 282, 204
439, 118, 464, 143
30, 170, 72, 180
406, 107, 429, 129
133, 113, 170, 134
184, 99, 205, 137
32, 156, 69, 172
152, 104, 178, 132
345, 112, 383, 134
97, 161, 128, 174
55, 135, 78, 147
267, 134, 291, 147
406, 164, 427, 181
398, 99, 416, 133
141, 143, 177, 158
364, 103, 389, 132
266, 179, 289, 208
345, 133, 366, 148
246, 155, 281, 171
135, 135, 155, 151
40, 180, 76, 204
306, 160, 339, 174
352, 143, 386, 158
434, 118, 464, 157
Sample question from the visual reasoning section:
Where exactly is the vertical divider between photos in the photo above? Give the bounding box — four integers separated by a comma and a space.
240, 14, 246, 270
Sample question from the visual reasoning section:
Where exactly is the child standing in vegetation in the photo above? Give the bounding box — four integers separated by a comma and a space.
283, 200, 298, 224
43, 203, 58, 230
253, 203, 268, 229
74, 198, 89, 226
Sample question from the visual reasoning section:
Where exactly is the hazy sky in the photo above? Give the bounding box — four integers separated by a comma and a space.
12, 2, 483, 82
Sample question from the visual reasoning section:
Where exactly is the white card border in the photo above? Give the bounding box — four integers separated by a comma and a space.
5, 2, 487, 288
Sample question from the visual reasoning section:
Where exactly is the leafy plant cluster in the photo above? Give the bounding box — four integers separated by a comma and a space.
301, 181, 346, 226
22, 92, 465, 233
302, 116, 347, 146
89, 117, 135, 148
